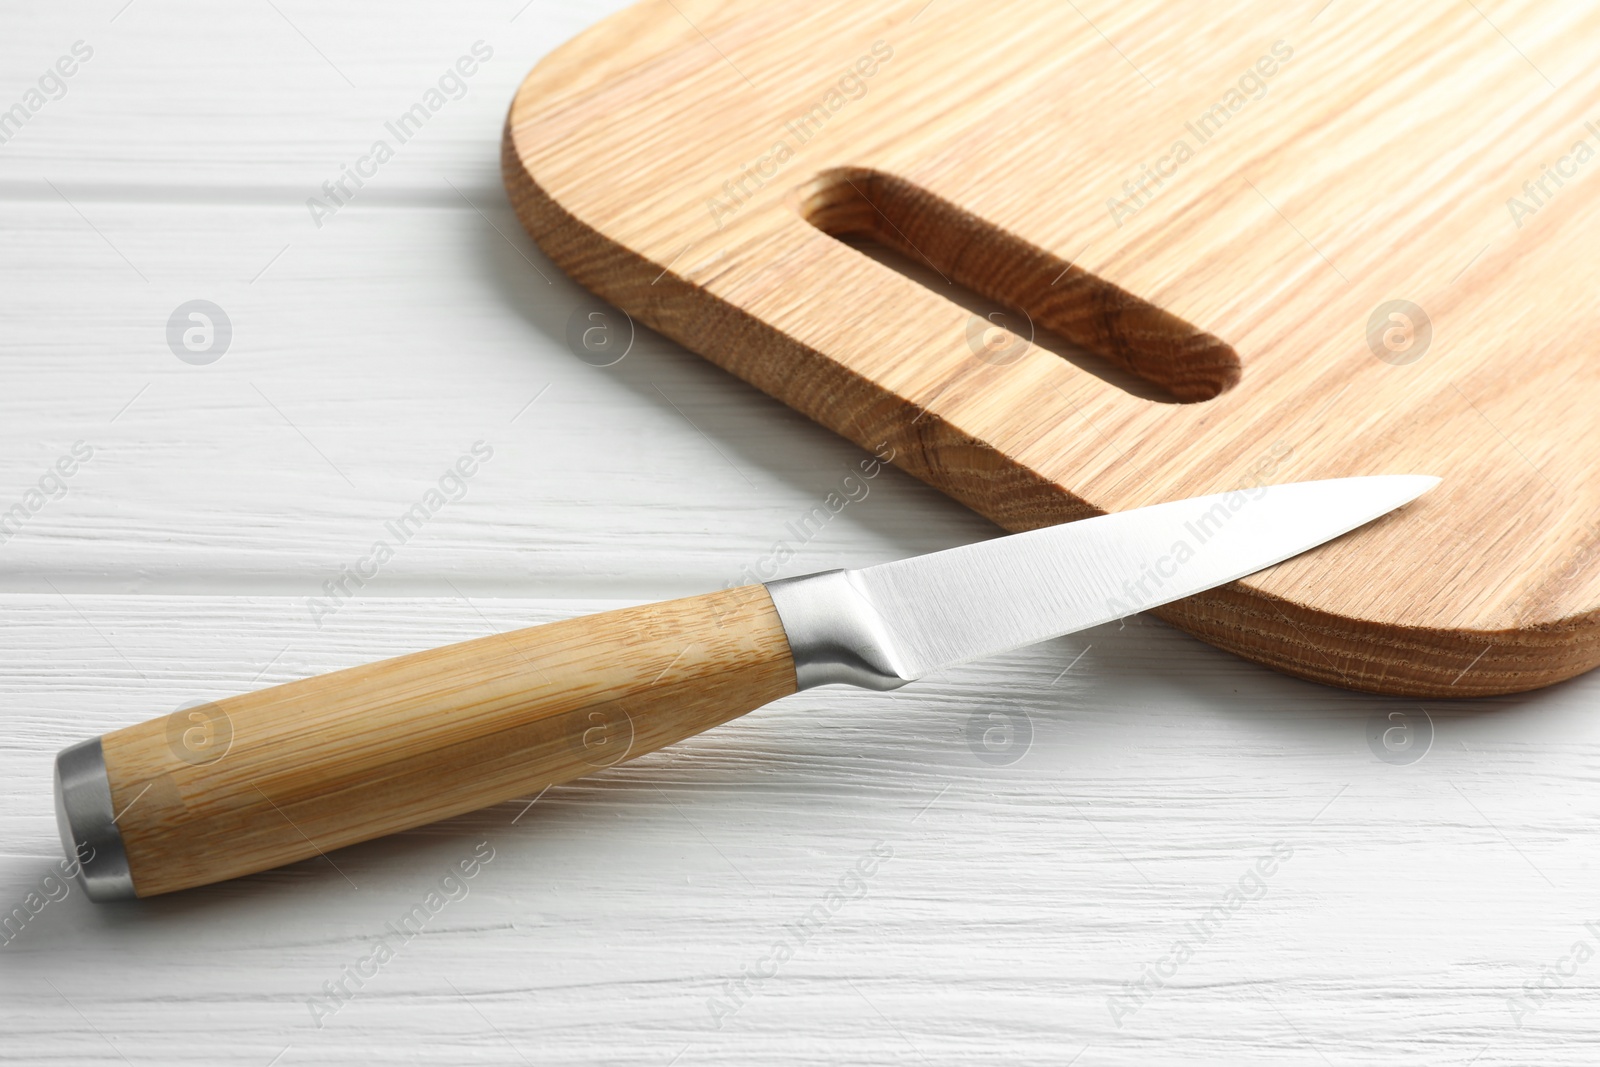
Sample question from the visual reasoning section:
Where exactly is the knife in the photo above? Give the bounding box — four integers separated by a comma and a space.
54, 474, 1436, 901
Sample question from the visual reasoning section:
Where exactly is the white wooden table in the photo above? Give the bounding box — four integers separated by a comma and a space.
3, 3, 1596, 1064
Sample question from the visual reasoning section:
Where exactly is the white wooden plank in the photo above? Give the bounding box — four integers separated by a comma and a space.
2, 594, 1598, 1065
0, 1, 628, 186
0, 195, 999, 597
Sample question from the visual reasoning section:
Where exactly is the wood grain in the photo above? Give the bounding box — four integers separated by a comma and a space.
100, 585, 795, 897
503, 0, 1600, 697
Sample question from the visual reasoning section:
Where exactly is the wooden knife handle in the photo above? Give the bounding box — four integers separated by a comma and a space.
64, 585, 796, 899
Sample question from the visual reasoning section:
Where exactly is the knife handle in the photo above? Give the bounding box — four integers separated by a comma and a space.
55, 585, 796, 900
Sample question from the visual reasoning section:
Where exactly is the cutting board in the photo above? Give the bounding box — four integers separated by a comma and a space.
502, 0, 1600, 697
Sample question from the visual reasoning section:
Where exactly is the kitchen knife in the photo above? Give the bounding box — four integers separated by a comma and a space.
55, 474, 1436, 900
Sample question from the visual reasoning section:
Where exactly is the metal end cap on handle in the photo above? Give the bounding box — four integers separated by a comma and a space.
54, 738, 137, 902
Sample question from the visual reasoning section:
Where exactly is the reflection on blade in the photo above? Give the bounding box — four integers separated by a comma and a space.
844, 475, 1436, 681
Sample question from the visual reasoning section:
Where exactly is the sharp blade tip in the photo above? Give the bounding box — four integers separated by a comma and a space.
1381, 472, 1442, 504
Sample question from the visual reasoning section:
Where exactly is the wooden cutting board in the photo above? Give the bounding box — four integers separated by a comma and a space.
502, 0, 1600, 698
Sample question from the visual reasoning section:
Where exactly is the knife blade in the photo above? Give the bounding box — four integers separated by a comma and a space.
54, 474, 1434, 900
766, 474, 1440, 688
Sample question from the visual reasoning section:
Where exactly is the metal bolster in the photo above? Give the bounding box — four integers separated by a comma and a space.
764, 570, 915, 691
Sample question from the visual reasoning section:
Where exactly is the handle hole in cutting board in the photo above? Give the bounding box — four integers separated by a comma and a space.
794, 167, 1240, 403
829, 231, 1177, 403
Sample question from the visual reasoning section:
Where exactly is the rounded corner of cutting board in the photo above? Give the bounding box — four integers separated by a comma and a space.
502, 0, 689, 192
500, 0, 692, 304
504, 1, 662, 128
1159, 582, 1600, 699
